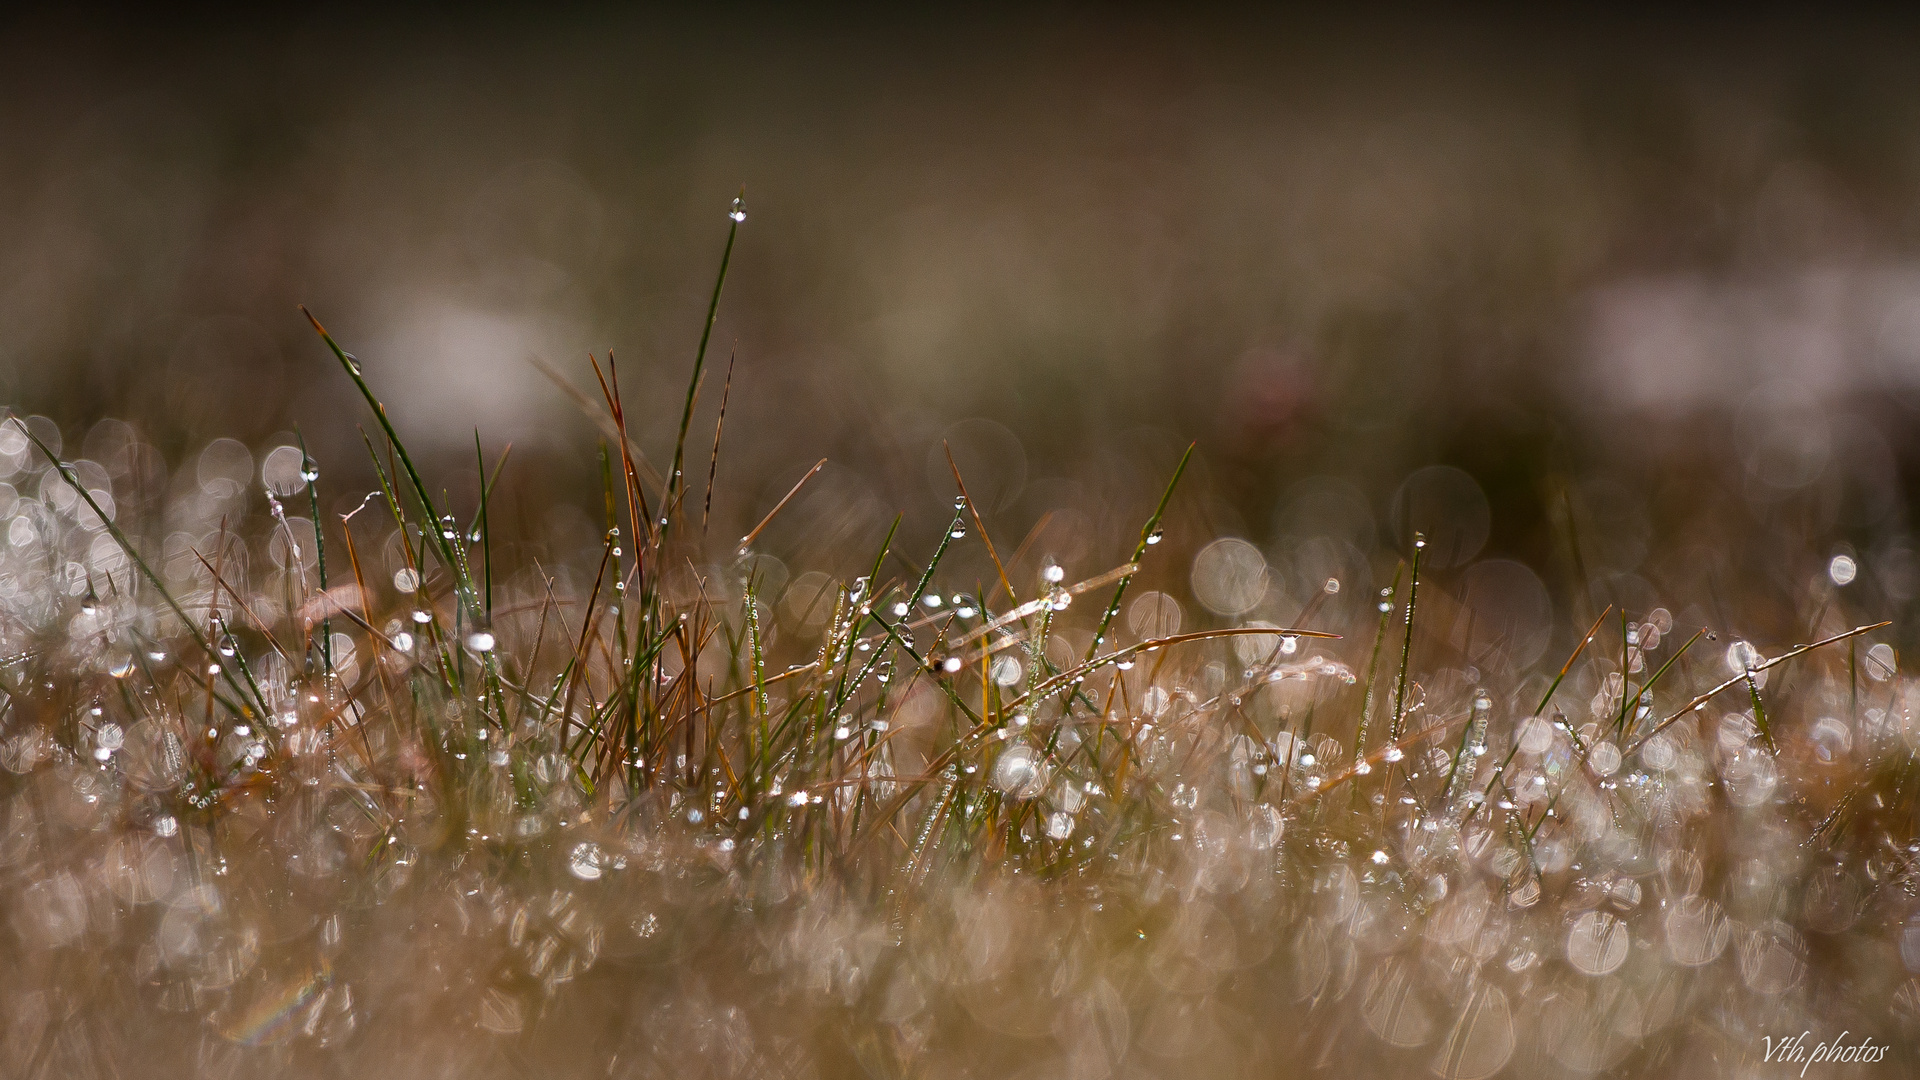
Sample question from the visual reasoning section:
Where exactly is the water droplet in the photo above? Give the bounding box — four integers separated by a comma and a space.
1145, 527, 1164, 545
1867, 642, 1897, 681
949, 524, 967, 539
568, 842, 605, 881
393, 568, 419, 593
728, 196, 746, 222
411, 609, 433, 624
991, 744, 1047, 798
1587, 742, 1621, 776
1739, 921, 1806, 994
466, 631, 495, 652
1566, 910, 1629, 976
1249, 804, 1284, 847
1043, 564, 1066, 583
1829, 553, 1858, 586
1665, 895, 1730, 965
1517, 716, 1555, 754
1809, 716, 1853, 763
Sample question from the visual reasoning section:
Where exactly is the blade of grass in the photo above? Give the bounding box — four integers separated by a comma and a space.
703, 350, 736, 534
1464, 605, 1614, 826
1084, 442, 1193, 664
1616, 627, 1705, 741
360, 429, 460, 700
1389, 537, 1426, 741
301, 307, 476, 623
9, 413, 266, 721
529, 352, 666, 497
294, 428, 330, 674
737, 459, 826, 555
1351, 562, 1406, 781
668, 191, 745, 512
944, 444, 1018, 607
1626, 622, 1889, 755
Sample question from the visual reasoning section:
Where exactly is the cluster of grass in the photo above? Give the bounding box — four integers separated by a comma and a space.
2, 202, 1919, 1078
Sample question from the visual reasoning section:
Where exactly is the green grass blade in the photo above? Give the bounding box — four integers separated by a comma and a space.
667, 192, 744, 514
301, 307, 475, 619
1084, 442, 1194, 663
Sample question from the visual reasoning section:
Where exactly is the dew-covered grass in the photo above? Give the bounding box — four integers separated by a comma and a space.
2, 204, 1919, 1079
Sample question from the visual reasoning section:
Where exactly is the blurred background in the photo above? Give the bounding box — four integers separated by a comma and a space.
8, 7, 1920, 647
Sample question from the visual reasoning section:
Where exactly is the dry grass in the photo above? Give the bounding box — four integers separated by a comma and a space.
1, 207, 1918, 1079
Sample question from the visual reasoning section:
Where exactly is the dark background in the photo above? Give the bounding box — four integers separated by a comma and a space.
7, 8, 1920, 634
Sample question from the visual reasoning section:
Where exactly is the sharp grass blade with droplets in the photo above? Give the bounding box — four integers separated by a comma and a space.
1084, 442, 1193, 665
667, 192, 745, 522
302, 307, 478, 625
1626, 622, 1890, 755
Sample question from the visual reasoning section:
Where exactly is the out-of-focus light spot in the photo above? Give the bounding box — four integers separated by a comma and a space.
1829, 554, 1857, 585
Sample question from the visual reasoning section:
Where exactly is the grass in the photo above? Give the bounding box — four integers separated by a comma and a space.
0, 202, 1918, 1079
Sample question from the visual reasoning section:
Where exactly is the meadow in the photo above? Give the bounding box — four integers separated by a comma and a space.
2, 201, 1917, 1079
